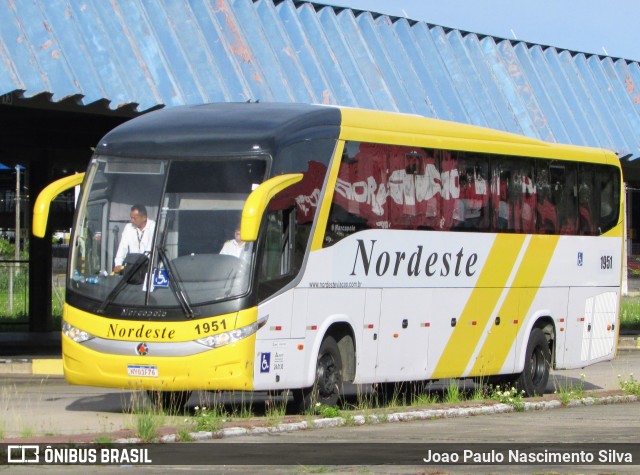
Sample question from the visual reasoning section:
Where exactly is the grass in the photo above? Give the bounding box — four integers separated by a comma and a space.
618, 373, 640, 396
0, 381, 57, 439
554, 374, 586, 405
443, 379, 463, 404
94, 435, 114, 444
192, 404, 226, 432
264, 393, 289, 424
620, 295, 640, 331
125, 392, 165, 442
313, 403, 341, 419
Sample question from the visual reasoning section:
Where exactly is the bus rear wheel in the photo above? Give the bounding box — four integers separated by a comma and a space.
515, 328, 551, 397
147, 390, 192, 414
293, 335, 343, 413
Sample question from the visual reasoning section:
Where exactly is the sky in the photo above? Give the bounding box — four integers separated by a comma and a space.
316, 0, 640, 62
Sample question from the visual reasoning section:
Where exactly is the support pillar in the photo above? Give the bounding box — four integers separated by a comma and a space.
28, 152, 53, 332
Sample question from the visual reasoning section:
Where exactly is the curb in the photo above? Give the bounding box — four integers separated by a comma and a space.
119, 394, 640, 444
0, 358, 63, 375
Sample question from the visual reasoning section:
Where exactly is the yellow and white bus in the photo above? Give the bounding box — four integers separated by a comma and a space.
33, 103, 623, 410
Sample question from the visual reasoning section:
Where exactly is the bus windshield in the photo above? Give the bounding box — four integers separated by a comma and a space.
69, 156, 267, 314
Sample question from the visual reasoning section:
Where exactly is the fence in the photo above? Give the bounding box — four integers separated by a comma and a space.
0, 259, 65, 330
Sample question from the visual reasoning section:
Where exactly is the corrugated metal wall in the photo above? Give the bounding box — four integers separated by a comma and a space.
1, 0, 639, 158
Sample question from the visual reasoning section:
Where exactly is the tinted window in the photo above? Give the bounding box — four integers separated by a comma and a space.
323, 141, 620, 247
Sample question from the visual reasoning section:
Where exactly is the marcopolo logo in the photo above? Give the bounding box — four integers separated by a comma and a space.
350, 239, 479, 278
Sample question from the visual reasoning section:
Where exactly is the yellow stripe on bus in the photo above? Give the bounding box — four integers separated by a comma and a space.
470, 235, 560, 376
431, 234, 526, 379
311, 140, 346, 251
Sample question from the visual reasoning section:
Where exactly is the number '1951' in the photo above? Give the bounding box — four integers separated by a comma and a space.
195, 319, 227, 335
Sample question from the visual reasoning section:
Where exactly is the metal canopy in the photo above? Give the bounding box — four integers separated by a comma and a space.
1, 0, 639, 159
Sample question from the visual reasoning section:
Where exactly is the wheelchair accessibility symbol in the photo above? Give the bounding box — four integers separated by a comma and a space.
260, 352, 271, 373
153, 268, 169, 288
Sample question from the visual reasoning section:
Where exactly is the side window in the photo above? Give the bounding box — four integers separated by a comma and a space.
458, 154, 490, 231
578, 164, 597, 235
260, 209, 294, 280
549, 161, 578, 235
389, 146, 439, 230
439, 150, 460, 230
491, 158, 535, 233
322, 142, 616, 240
491, 161, 509, 231
258, 149, 329, 300
535, 162, 558, 234
324, 142, 386, 247
595, 165, 620, 234
258, 208, 295, 300
516, 159, 537, 233
84, 200, 108, 275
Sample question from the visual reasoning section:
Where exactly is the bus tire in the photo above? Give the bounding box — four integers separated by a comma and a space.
293, 335, 343, 413
147, 390, 192, 414
515, 328, 551, 397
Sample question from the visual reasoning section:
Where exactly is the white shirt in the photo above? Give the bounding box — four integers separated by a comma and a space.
220, 239, 246, 258
114, 219, 155, 267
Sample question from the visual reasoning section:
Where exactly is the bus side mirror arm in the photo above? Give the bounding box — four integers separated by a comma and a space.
32, 173, 85, 238
240, 173, 303, 242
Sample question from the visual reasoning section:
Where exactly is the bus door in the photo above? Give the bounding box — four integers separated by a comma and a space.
375, 288, 431, 382
564, 288, 618, 367
357, 288, 381, 383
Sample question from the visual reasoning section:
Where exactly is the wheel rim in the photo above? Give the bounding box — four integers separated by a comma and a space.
316, 353, 338, 398
529, 345, 546, 385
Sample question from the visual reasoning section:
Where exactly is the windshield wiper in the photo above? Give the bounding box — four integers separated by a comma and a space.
156, 246, 197, 319
97, 253, 149, 314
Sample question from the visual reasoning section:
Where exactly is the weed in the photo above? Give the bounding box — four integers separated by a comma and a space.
134, 411, 163, 442
490, 385, 525, 412
94, 435, 114, 444
555, 374, 586, 405
469, 383, 488, 401
229, 392, 254, 419
192, 405, 226, 432
352, 386, 377, 411
264, 393, 288, 423
380, 383, 404, 408
126, 391, 165, 442
443, 379, 462, 404
295, 466, 333, 474
620, 296, 640, 331
98, 414, 115, 435
410, 391, 438, 406
618, 373, 640, 396
177, 424, 194, 441
314, 403, 341, 418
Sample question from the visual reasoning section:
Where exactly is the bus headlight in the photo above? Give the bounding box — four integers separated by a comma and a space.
196, 322, 258, 348
62, 321, 96, 343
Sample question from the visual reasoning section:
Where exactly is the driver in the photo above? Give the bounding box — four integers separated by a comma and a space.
220, 228, 246, 258
113, 204, 155, 273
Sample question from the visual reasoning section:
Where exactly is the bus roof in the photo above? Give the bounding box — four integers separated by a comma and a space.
96, 102, 617, 166
337, 107, 617, 165
97, 102, 341, 158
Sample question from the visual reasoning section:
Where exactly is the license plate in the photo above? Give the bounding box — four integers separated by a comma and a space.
127, 365, 159, 377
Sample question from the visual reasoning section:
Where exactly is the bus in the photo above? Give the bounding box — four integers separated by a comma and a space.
33, 103, 623, 411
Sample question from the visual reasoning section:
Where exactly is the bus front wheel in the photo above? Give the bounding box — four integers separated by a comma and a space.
515, 328, 551, 397
293, 335, 343, 413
